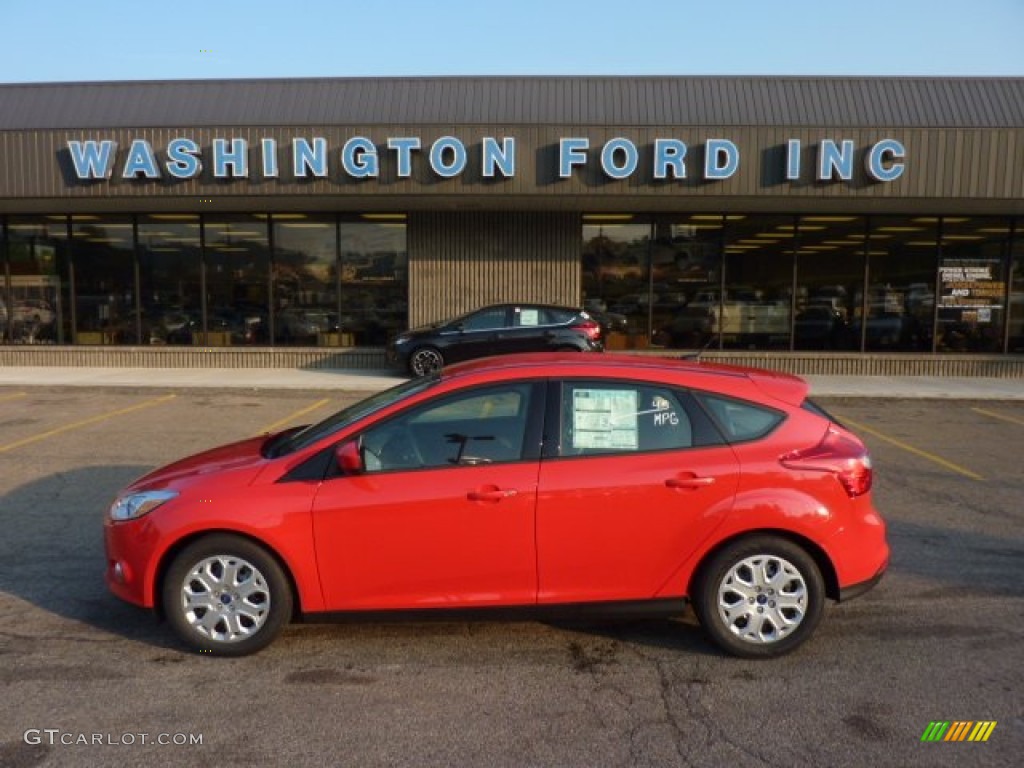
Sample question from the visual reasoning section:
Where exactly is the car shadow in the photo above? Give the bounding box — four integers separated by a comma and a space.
0, 464, 179, 651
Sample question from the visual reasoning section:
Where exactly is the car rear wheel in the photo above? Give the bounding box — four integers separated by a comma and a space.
408, 346, 444, 377
693, 536, 824, 658
162, 534, 293, 656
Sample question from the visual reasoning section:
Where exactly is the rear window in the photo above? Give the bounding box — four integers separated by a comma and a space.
696, 393, 785, 442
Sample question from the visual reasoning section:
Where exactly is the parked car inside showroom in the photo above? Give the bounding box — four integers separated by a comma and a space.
104, 353, 888, 658
387, 303, 604, 376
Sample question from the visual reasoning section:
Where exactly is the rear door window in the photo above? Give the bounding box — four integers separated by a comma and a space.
555, 381, 693, 456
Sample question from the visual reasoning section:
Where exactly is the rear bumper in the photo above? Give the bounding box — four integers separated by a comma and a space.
838, 557, 888, 602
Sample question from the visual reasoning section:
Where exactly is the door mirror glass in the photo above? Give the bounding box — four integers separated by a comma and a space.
335, 440, 364, 474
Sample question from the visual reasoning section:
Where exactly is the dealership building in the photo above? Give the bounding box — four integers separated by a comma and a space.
1, 76, 1022, 375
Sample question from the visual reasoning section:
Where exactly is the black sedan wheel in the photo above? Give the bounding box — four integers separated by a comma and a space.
693, 536, 825, 658
162, 534, 293, 656
408, 346, 444, 377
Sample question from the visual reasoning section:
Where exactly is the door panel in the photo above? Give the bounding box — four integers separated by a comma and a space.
535, 380, 740, 603
311, 378, 545, 611
312, 463, 539, 610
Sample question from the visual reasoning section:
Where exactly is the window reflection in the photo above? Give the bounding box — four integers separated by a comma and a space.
339, 216, 407, 345
582, 216, 651, 347
1011, 219, 1024, 353
721, 215, 794, 350
794, 216, 866, 351
649, 216, 722, 350
138, 215, 201, 345
203, 215, 270, 346
861, 217, 938, 352
4, 216, 70, 345
272, 215, 338, 346
73, 215, 135, 344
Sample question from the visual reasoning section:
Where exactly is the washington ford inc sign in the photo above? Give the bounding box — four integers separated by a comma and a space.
65, 136, 907, 184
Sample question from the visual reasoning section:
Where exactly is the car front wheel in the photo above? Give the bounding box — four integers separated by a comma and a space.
408, 346, 444, 376
162, 534, 293, 656
693, 536, 825, 658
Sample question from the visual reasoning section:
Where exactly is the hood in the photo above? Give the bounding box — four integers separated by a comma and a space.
398, 321, 445, 338
126, 434, 269, 493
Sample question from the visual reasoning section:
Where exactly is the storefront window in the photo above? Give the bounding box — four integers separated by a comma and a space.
4, 216, 71, 345
272, 214, 338, 346
72, 215, 136, 344
1006, 219, 1024, 353
138, 215, 201, 345
860, 217, 939, 352
203, 215, 270, 346
936, 217, 1012, 353
582, 216, 651, 345
721, 215, 794, 350
339, 216, 407, 345
794, 216, 866, 351
650, 215, 722, 350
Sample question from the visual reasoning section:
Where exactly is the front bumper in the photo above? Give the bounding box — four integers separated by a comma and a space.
104, 518, 157, 608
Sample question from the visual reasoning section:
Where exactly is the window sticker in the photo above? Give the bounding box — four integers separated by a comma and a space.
646, 395, 680, 427
572, 388, 638, 450
519, 308, 540, 326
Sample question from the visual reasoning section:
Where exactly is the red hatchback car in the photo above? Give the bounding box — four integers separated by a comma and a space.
104, 354, 888, 658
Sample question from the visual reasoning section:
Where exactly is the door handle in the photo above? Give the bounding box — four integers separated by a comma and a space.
467, 487, 518, 502
665, 475, 716, 490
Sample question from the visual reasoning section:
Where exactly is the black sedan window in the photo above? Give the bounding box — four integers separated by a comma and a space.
461, 307, 508, 331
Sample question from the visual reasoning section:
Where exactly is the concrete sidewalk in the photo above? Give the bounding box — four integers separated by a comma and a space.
0, 366, 1022, 399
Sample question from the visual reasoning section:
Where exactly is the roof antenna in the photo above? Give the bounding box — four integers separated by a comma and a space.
680, 322, 720, 362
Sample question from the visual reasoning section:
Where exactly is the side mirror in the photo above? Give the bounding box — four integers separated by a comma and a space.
335, 440, 364, 475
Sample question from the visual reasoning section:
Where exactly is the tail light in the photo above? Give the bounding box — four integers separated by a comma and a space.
572, 318, 602, 342
779, 427, 873, 497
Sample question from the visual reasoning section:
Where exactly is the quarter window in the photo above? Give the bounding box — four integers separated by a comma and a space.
696, 393, 784, 441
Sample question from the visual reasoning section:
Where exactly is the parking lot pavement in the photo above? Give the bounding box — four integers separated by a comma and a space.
0, 389, 1021, 767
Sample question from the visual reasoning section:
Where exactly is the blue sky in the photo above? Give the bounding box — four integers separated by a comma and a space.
2, 0, 1022, 82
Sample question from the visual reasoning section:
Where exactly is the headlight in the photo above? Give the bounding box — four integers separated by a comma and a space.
393, 335, 410, 345
109, 490, 178, 521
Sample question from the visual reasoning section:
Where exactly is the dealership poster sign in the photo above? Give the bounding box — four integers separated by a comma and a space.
938, 258, 1005, 325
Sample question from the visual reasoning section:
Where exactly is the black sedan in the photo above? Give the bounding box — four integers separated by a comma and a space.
388, 303, 604, 376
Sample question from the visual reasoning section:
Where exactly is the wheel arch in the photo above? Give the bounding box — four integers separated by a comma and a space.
152, 529, 304, 622
688, 528, 840, 602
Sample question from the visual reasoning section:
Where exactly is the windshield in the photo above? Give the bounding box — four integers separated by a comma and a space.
266, 375, 438, 457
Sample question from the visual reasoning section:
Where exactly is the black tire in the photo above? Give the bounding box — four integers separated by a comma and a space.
554, 344, 582, 352
407, 345, 444, 377
693, 535, 825, 659
162, 534, 293, 657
